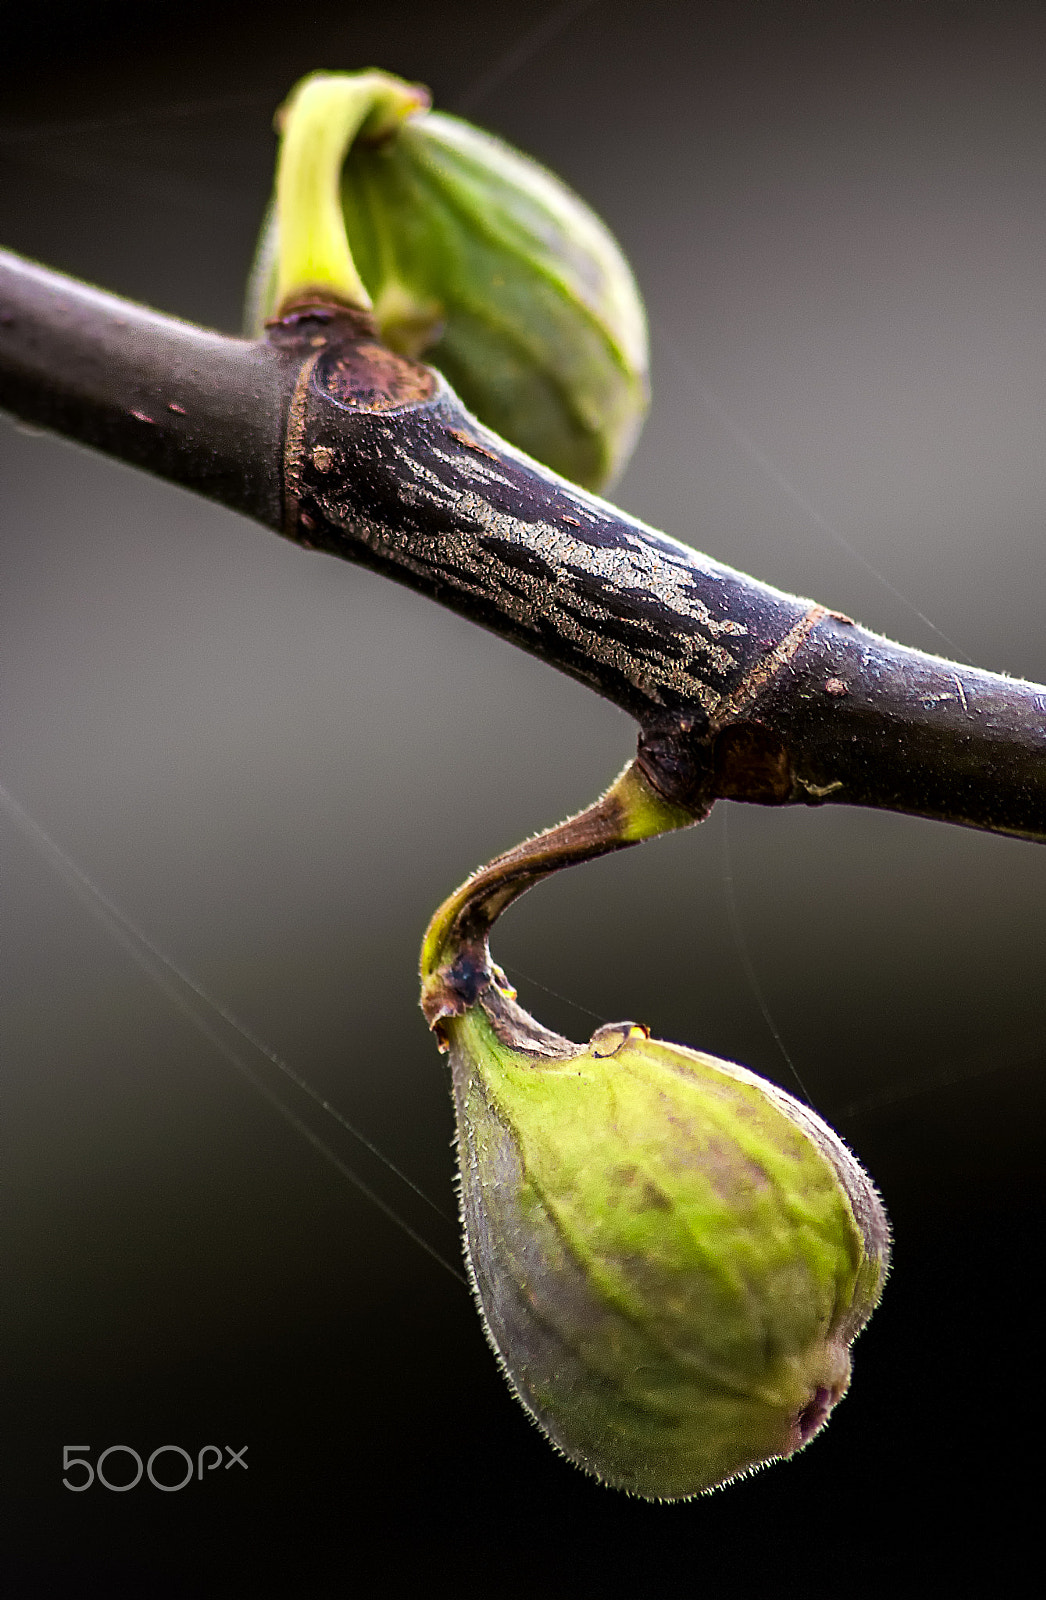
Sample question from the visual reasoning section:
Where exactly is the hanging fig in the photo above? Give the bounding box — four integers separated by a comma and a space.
443, 986, 889, 1500
420, 760, 889, 1500
247, 69, 650, 491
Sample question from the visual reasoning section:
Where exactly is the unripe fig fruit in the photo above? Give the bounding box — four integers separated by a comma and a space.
247, 70, 649, 491
447, 983, 889, 1501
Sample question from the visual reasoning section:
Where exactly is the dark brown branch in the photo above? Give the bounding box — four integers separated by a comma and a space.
0, 248, 290, 525
2, 248, 1044, 841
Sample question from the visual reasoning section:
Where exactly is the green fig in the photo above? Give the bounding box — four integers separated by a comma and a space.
419, 758, 888, 1497
445, 981, 889, 1501
247, 70, 650, 491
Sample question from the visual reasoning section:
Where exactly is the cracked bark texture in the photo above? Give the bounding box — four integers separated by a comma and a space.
2, 249, 1045, 841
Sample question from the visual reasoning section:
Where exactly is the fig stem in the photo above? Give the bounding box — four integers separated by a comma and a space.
273, 71, 428, 316
419, 760, 698, 1030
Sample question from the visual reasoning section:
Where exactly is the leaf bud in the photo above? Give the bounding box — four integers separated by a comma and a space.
247, 70, 650, 491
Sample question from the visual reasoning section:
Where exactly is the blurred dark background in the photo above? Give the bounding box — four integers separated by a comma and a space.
2, 2, 1044, 1593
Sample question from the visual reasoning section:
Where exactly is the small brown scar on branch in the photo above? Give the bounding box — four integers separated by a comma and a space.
799, 776, 844, 799
825, 677, 848, 697
712, 605, 828, 727
449, 427, 499, 462
282, 348, 325, 536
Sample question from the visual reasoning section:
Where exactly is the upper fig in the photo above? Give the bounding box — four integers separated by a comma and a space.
247, 70, 650, 492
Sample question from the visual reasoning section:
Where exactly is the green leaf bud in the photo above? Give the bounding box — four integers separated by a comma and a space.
247, 70, 650, 491
446, 984, 890, 1501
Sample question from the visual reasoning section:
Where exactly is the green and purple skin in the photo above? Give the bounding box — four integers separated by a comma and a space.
421, 763, 890, 1501
447, 999, 889, 1500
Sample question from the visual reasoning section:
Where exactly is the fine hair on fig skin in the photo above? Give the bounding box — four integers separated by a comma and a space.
444, 980, 889, 1502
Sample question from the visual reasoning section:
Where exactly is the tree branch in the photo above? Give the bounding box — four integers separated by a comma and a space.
2, 246, 1044, 841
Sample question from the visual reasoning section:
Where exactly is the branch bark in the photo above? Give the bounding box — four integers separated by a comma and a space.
2, 246, 1044, 841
